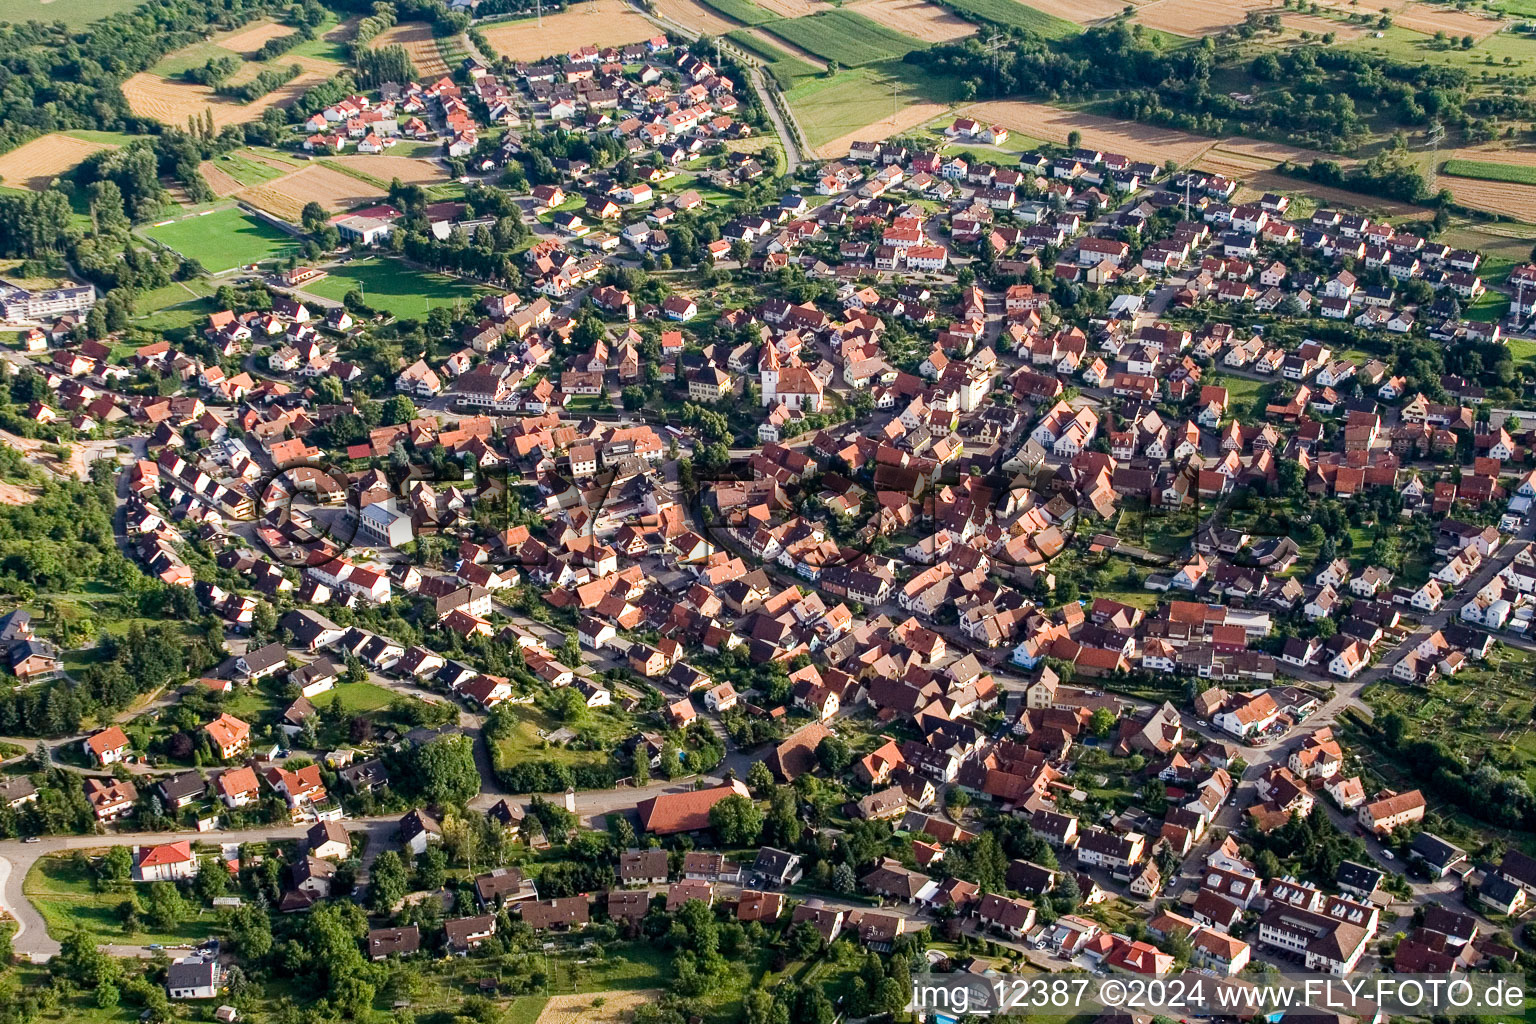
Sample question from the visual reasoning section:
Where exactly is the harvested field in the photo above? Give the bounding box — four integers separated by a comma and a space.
1329, 0, 1500, 40
1280, 10, 1366, 38
1246, 171, 1428, 216
1016, 0, 1129, 25
536, 991, 661, 1024
844, 0, 976, 42
122, 69, 330, 128
236, 164, 388, 221
754, 0, 817, 16
817, 97, 950, 158
652, 0, 743, 35
214, 19, 297, 58
480, 0, 656, 62
370, 22, 450, 77
329, 154, 449, 185
960, 100, 1217, 167
199, 160, 246, 197
0, 134, 114, 191
1441, 176, 1536, 223
1131, 0, 1268, 36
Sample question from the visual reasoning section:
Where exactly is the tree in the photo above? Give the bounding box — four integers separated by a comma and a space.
382, 395, 417, 426
815, 735, 852, 775
370, 849, 409, 910
145, 881, 184, 931
1089, 707, 1117, 738
708, 794, 764, 845
747, 760, 774, 796
1067, 130, 1083, 150
412, 734, 481, 806
101, 845, 133, 882
416, 845, 448, 890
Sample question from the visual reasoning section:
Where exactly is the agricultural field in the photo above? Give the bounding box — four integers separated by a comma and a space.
1437, 150, 1536, 221
235, 163, 389, 221
1440, 171, 1536, 223
697, 0, 778, 25
367, 21, 451, 77
960, 99, 1219, 166
788, 60, 963, 155
0, 133, 115, 191
939, 0, 1081, 38
725, 30, 823, 87
328, 154, 450, 186
844, 0, 976, 43
0, 0, 144, 28
142, 207, 300, 273
479, 0, 656, 62
122, 66, 332, 129
762, 9, 929, 65
1442, 157, 1536, 187
198, 148, 303, 196
1128, 0, 1274, 37
299, 257, 490, 319
653, 0, 750, 35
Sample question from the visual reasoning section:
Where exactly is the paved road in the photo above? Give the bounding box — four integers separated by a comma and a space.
0, 816, 406, 961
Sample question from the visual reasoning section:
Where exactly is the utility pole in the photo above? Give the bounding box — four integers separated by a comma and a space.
1426, 120, 1445, 195
981, 32, 1008, 97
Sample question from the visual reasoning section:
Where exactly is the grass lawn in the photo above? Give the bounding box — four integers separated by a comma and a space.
288, 11, 351, 63
143, 206, 300, 273
1437, 222, 1531, 285
301, 257, 490, 320
25, 854, 221, 947
786, 59, 964, 151
1207, 374, 1276, 420
63, 129, 149, 147
1345, 25, 1536, 78
941, 0, 1079, 38
0, 0, 145, 28
150, 39, 239, 77
133, 279, 216, 315
491, 701, 633, 771
309, 681, 409, 714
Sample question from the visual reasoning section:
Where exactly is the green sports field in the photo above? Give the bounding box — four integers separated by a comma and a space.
142, 207, 300, 273
301, 257, 490, 320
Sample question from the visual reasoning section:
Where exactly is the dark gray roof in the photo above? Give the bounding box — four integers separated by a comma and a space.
158, 772, 206, 802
